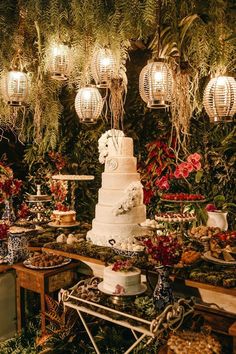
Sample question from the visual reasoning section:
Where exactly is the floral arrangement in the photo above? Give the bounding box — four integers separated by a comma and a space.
140, 138, 203, 205
143, 235, 182, 266
112, 181, 143, 215
112, 259, 134, 272
0, 223, 9, 240
50, 180, 69, 210
17, 203, 30, 219
48, 151, 66, 172
174, 153, 201, 179
0, 161, 22, 203
98, 129, 124, 164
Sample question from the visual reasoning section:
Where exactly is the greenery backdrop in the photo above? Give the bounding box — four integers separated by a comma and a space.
0, 0, 235, 226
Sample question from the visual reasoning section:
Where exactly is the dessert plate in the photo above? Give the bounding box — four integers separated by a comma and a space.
48, 222, 81, 228
98, 282, 147, 296
203, 251, 236, 265
23, 257, 71, 270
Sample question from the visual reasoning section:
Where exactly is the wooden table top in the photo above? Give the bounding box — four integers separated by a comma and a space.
12, 260, 81, 277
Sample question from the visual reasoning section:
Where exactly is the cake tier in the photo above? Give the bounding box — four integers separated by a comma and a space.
87, 221, 147, 246
95, 204, 146, 224
103, 266, 141, 294
107, 136, 133, 157
52, 210, 76, 225
98, 188, 143, 206
102, 172, 140, 189
105, 156, 137, 173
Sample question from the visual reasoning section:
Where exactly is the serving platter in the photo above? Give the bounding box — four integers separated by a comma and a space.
203, 251, 236, 266
23, 257, 71, 269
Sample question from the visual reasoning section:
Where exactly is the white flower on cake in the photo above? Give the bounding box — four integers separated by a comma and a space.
112, 181, 143, 215
98, 129, 124, 164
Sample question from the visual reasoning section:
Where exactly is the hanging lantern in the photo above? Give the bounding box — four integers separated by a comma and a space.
48, 43, 71, 81
75, 86, 104, 123
203, 76, 236, 122
91, 47, 116, 88
139, 59, 173, 109
1, 70, 29, 106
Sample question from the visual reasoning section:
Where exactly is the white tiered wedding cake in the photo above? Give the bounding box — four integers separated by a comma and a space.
87, 130, 146, 246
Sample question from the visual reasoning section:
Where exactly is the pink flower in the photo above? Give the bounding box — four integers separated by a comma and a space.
155, 176, 170, 190
174, 162, 192, 179
187, 153, 202, 170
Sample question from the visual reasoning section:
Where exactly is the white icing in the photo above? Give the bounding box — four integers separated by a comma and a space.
87, 133, 146, 246
98, 129, 124, 164
53, 210, 76, 215
107, 137, 133, 157
102, 172, 140, 189
105, 157, 137, 173
87, 222, 147, 246
95, 204, 146, 224
103, 266, 141, 294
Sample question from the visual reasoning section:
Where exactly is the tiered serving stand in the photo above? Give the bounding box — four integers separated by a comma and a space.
26, 185, 52, 225
158, 197, 206, 238
48, 174, 94, 229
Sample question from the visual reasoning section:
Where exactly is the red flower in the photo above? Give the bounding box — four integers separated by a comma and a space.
17, 203, 30, 219
0, 223, 9, 239
143, 189, 154, 205
155, 176, 170, 190
143, 236, 182, 266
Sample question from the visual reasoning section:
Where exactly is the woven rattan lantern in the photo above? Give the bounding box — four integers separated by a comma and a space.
49, 44, 71, 81
75, 86, 104, 123
91, 47, 116, 88
1, 70, 29, 106
139, 59, 173, 109
203, 76, 236, 122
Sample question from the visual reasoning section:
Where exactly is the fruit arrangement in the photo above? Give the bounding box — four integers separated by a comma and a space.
188, 226, 221, 240
161, 193, 205, 201
211, 230, 236, 243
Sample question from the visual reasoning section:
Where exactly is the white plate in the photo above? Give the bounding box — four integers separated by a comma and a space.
98, 282, 147, 296
23, 257, 71, 269
203, 251, 236, 265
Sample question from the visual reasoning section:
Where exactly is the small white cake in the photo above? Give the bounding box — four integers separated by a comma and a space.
52, 210, 76, 225
100, 265, 142, 294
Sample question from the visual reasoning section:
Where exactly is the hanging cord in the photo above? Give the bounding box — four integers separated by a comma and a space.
156, 0, 162, 59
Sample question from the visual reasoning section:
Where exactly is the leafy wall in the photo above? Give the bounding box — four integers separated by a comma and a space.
0, 0, 235, 225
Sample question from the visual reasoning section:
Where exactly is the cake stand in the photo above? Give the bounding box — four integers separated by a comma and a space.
26, 184, 52, 225
49, 174, 94, 229
159, 198, 206, 240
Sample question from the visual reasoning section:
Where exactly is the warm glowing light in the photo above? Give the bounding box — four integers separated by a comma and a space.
48, 43, 71, 81
91, 47, 116, 88
82, 89, 92, 101
139, 59, 173, 109
154, 71, 163, 83
203, 75, 236, 122
1, 70, 29, 106
75, 86, 104, 123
